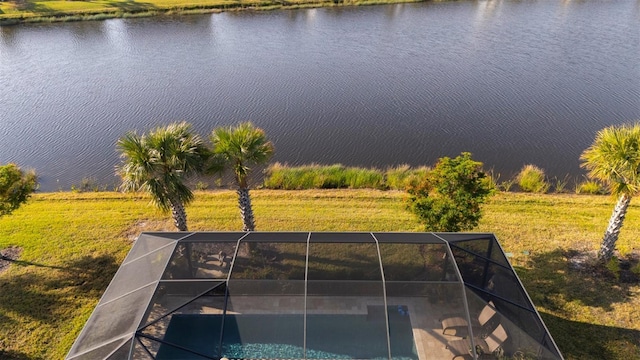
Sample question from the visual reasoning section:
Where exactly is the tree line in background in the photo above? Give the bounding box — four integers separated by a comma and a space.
2, 122, 640, 264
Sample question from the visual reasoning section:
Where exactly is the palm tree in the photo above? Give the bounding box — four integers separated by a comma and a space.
210, 122, 274, 232
117, 122, 208, 231
580, 123, 640, 262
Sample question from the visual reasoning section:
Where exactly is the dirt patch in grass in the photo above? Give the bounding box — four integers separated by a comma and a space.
0, 247, 23, 274
567, 249, 640, 284
122, 219, 174, 242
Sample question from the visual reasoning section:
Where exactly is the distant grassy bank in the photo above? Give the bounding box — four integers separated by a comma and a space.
0, 0, 426, 25
262, 163, 599, 194
1, 190, 639, 359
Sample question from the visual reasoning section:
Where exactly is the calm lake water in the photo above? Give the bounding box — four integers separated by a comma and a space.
1, 1, 639, 191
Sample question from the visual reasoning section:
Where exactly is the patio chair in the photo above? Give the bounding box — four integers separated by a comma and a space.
446, 324, 508, 360
441, 301, 496, 337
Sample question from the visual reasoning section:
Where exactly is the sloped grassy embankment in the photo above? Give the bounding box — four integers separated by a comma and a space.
0, 190, 639, 359
0, 0, 426, 25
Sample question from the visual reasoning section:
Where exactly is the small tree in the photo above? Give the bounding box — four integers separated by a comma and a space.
406, 152, 493, 232
580, 123, 640, 262
0, 163, 38, 217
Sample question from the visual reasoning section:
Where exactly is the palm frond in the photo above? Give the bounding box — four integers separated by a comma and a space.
116, 122, 206, 212
210, 122, 274, 188
580, 123, 640, 196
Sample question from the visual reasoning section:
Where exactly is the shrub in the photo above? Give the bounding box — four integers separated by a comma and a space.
0, 163, 38, 217
516, 165, 549, 193
576, 180, 605, 195
406, 152, 493, 232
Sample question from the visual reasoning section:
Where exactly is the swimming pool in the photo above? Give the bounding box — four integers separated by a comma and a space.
155, 306, 417, 360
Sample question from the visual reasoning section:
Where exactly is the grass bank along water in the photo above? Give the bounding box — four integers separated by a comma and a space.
263, 163, 430, 190
262, 163, 609, 195
0, 190, 639, 359
0, 0, 426, 25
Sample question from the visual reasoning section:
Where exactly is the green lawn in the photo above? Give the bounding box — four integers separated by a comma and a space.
0, 190, 639, 359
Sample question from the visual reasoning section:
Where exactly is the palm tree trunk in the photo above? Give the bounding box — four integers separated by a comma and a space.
598, 193, 631, 261
170, 198, 188, 232
237, 187, 255, 232
169, 198, 194, 274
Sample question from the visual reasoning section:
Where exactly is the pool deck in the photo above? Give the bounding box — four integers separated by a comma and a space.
187, 295, 461, 360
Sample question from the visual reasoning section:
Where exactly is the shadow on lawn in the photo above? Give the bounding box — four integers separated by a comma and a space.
6, 0, 157, 15
103, 0, 157, 12
59, 254, 121, 293
0, 349, 44, 360
0, 271, 67, 322
11, 0, 51, 13
514, 248, 633, 312
0, 254, 119, 323
1, 257, 67, 270
540, 311, 640, 360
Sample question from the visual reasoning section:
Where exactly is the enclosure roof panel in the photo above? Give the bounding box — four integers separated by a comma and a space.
67, 232, 563, 360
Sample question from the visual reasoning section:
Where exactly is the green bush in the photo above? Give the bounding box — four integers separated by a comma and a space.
0, 163, 38, 217
405, 152, 493, 232
576, 180, 606, 195
516, 165, 549, 193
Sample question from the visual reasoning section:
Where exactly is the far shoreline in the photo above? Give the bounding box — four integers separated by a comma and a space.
0, 0, 441, 26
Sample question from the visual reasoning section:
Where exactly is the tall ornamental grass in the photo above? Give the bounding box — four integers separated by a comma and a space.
263, 163, 430, 190
517, 164, 550, 193
264, 163, 384, 189
384, 164, 430, 190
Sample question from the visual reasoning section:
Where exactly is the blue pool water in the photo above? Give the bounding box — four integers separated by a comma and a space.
155, 306, 417, 360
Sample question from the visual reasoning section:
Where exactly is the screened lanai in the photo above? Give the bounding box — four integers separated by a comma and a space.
66, 232, 563, 360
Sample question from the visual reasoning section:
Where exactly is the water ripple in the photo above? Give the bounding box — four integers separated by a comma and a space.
1, 1, 639, 191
